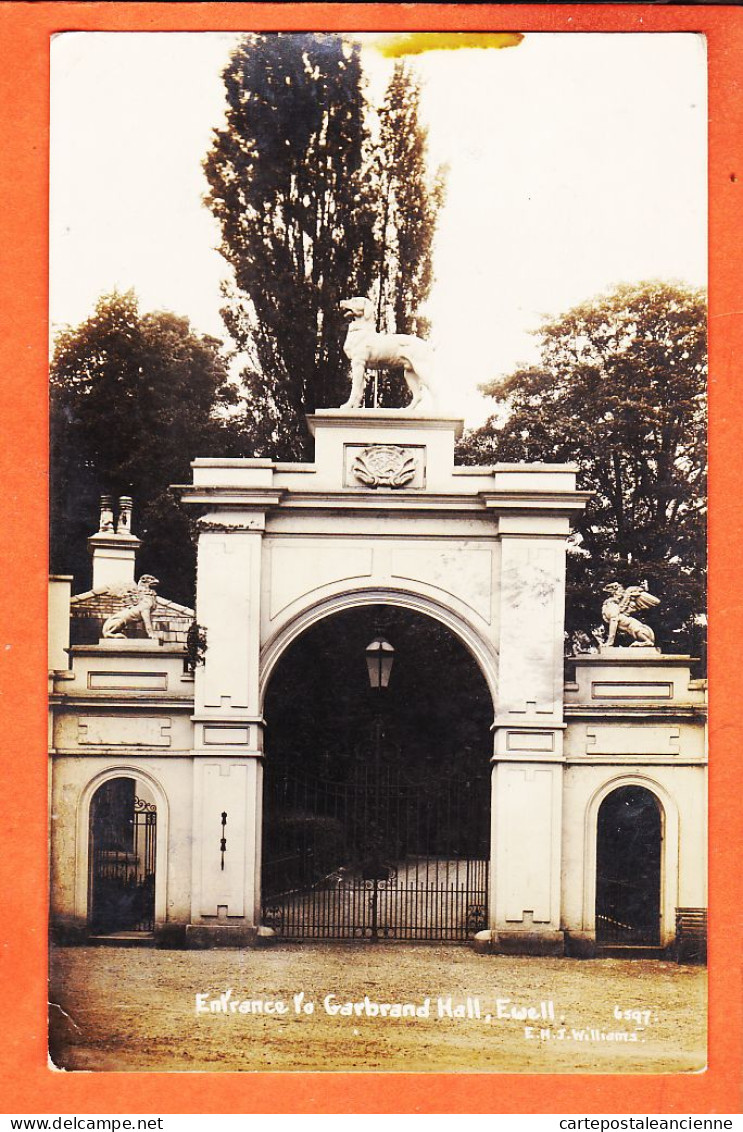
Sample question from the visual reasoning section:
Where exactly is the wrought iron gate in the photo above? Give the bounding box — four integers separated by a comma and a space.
262, 725, 489, 942
89, 791, 157, 934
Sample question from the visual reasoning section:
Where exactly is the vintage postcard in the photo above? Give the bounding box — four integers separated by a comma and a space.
2, 0, 741, 1117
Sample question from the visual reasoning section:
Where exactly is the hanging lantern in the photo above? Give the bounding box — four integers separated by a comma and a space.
365, 636, 395, 689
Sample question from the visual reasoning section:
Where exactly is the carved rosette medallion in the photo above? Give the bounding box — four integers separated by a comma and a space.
352, 445, 417, 489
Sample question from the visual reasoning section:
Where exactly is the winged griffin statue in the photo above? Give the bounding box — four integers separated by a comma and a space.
601, 582, 660, 648
101, 575, 160, 639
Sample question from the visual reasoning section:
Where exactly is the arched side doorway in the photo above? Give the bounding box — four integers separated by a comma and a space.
88, 776, 157, 935
260, 604, 494, 942
595, 785, 662, 947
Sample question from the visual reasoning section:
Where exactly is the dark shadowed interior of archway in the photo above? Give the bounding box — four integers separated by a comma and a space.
264, 604, 492, 781
596, 785, 661, 947
261, 604, 493, 941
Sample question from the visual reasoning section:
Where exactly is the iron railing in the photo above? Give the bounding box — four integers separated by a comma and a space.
262, 767, 489, 942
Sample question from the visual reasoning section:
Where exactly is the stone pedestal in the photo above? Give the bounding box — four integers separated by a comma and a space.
88, 530, 141, 590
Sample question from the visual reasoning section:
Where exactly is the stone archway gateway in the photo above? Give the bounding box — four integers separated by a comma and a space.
49, 407, 707, 954
175, 410, 591, 950
260, 604, 493, 941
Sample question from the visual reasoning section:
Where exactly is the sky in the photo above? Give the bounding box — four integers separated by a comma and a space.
50, 31, 707, 425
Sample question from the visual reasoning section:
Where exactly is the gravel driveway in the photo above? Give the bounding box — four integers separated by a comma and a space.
49, 944, 706, 1074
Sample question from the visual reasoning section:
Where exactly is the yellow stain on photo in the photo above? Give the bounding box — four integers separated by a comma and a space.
372, 32, 525, 58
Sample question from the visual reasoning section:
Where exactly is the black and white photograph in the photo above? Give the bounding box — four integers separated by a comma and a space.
47, 29, 708, 1074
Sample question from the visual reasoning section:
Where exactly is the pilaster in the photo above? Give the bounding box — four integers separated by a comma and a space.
186, 504, 277, 943
49, 575, 73, 671
484, 496, 580, 954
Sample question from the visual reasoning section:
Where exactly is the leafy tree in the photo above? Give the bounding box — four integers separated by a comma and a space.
204, 34, 444, 449
457, 281, 707, 657
50, 290, 238, 604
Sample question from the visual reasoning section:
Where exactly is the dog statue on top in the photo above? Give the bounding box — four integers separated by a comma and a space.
339, 297, 438, 411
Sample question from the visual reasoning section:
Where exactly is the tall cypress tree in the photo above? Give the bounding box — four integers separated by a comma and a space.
375, 61, 445, 337
371, 61, 446, 406
204, 34, 377, 456
204, 35, 445, 446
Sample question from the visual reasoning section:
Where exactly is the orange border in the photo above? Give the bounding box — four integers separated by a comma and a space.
2, 2, 741, 1115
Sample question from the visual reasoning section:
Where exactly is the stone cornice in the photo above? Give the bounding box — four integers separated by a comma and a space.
175, 484, 589, 516
306, 409, 465, 438
564, 755, 707, 767
50, 695, 195, 710
67, 642, 186, 656
267, 491, 491, 513
491, 719, 567, 731
191, 713, 265, 725
87, 531, 141, 549
564, 704, 706, 720
49, 747, 195, 758
172, 486, 284, 509
480, 491, 592, 512
571, 650, 698, 666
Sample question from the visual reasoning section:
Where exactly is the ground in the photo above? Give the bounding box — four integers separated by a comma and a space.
49, 944, 706, 1074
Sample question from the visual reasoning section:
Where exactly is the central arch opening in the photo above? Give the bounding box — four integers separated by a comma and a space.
261, 604, 493, 941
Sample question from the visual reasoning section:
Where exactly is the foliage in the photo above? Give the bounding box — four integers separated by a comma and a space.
371, 62, 446, 406
50, 290, 238, 604
457, 281, 707, 656
203, 33, 375, 457
204, 34, 444, 449
184, 622, 208, 672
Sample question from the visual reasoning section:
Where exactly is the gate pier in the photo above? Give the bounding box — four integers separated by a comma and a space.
485, 502, 574, 955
